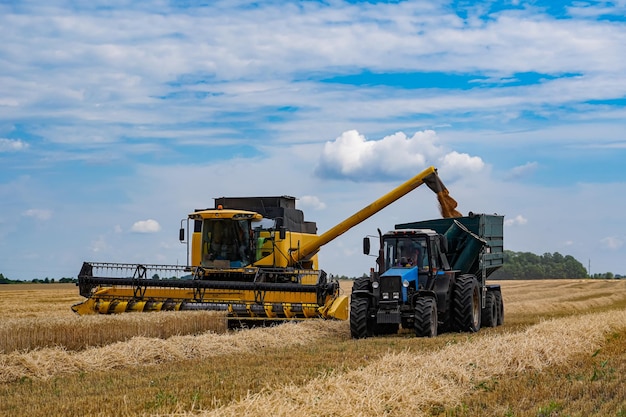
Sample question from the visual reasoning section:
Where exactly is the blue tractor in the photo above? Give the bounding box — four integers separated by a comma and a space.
350, 212, 504, 338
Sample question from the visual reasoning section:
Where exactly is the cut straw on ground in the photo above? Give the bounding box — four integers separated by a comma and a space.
175, 309, 626, 417
0, 319, 347, 383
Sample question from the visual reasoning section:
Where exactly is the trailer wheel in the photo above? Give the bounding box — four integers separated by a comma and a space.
495, 290, 504, 326
481, 291, 497, 328
453, 275, 481, 332
350, 297, 370, 339
414, 297, 437, 337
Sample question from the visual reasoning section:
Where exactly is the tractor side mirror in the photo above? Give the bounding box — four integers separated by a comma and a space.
179, 228, 185, 242
363, 237, 371, 255
279, 226, 287, 240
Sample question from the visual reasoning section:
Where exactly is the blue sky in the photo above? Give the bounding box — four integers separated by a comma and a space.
2, 0, 626, 280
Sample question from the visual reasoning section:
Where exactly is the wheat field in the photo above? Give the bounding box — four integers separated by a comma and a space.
1, 279, 625, 416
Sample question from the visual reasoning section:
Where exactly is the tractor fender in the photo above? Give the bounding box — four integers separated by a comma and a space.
351, 289, 373, 299
411, 290, 437, 306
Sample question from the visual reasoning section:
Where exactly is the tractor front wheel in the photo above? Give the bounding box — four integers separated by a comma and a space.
350, 297, 371, 339
414, 297, 437, 337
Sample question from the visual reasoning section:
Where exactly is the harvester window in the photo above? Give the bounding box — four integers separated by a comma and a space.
202, 219, 252, 266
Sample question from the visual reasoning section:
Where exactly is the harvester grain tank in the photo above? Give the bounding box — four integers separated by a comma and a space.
351, 212, 504, 338
72, 166, 455, 326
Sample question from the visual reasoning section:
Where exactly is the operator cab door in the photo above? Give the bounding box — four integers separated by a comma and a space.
201, 219, 253, 267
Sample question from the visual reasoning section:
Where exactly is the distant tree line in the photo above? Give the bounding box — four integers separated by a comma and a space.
335, 250, 621, 280
490, 250, 591, 280
0, 273, 77, 284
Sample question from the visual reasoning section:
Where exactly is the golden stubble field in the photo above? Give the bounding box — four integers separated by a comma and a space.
1, 279, 626, 417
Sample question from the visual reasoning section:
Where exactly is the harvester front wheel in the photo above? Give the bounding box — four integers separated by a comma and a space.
481, 291, 498, 328
350, 297, 371, 339
414, 297, 437, 337
453, 275, 481, 333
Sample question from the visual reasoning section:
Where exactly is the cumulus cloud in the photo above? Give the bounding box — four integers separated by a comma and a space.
299, 195, 326, 210
601, 236, 623, 250
505, 162, 539, 181
22, 208, 52, 220
131, 219, 161, 233
90, 236, 108, 253
440, 151, 485, 175
314, 130, 484, 182
504, 214, 528, 226
0, 138, 29, 152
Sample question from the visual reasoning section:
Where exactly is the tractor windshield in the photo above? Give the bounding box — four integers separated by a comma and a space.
201, 219, 252, 267
383, 236, 428, 272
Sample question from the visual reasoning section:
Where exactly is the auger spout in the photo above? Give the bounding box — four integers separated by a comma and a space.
292, 166, 457, 264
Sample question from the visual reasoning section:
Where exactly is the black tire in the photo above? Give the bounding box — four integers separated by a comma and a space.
414, 297, 438, 337
453, 275, 481, 332
352, 277, 370, 292
350, 277, 370, 337
481, 291, 497, 328
350, 297, 370, 339
495, 290, 504, 326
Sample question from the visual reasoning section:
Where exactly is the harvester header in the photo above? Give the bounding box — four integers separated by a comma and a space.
73, 166, 457, 326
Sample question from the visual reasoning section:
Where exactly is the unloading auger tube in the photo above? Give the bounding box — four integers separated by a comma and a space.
72, 166, 452, 321
289, 165, 455, 265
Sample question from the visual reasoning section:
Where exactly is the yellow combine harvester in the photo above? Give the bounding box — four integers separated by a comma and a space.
72, 166, 457, 325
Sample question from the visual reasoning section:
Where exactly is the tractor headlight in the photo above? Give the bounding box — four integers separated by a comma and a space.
382, 292, 390, 300
402, 280, 409, 288
372, 281, 379, 289
393, 292, 400, 300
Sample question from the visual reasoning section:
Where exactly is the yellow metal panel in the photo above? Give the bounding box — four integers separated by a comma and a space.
327, 295, 349, 320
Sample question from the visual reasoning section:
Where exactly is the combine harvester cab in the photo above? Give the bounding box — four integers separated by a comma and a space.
351, 213, 505, 338
73, 166, 453, 327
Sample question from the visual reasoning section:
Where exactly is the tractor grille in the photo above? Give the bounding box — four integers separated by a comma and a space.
380, 275, 401, 301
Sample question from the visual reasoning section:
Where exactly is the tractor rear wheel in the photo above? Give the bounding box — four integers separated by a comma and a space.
453, 275, 481, 332
481, 291, 498, 327
414, 297, 437, 337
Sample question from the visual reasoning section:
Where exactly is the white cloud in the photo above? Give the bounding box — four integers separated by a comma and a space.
315, 129, 484, 182
440, 151, 485, 175
90, 236, 108, 253
0, 138, 29, 152
504, 215, 528, 227
299, 195, 326, 210
22, 208, 52, 220
601, 236, 623, 250
131, 219, 161, 233
505, 162, 539, 181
